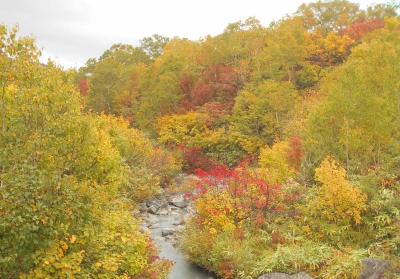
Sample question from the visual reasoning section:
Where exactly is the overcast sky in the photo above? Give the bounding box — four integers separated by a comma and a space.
0, 0, 383, 69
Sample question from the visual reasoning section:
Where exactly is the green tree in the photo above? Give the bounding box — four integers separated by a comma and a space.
296, 0, 362, 33
135, 39, 199, 133
304, 20, 400, 173
252, 18, 311, 84
231, 80, 297, 149
140, 34, 170, 60
84, 44, 149, 116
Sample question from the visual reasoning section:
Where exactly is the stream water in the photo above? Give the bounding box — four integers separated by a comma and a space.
150, 214, 215, 279
139, 190, 216, 279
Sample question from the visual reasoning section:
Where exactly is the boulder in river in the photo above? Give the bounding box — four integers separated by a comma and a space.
138, 203, 148, 213
158, 208, 170, 215
146, 199, 168, 214
146, 213, 158, 223
359, 258, 389, 279
169, 195, 188, 208
161, 228, 175, 237
258, 272, 313, 279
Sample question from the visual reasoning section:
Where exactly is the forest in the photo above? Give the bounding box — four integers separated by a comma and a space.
0, 0, 399, 278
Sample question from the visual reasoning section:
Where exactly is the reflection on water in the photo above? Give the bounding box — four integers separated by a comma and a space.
150, 215, 215, 279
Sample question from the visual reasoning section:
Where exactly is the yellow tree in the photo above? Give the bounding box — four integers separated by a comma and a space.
309, 157, 366, 225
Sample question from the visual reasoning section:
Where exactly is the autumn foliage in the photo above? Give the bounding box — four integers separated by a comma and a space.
307, 157, 367, 225
190, 165, 283, 230
342, 19, 385, 41
2, 1, 400, 278
181, 64, 241, 110
78, 78, 89, 96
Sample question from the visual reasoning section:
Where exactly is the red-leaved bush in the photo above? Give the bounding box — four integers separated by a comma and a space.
180, 64, 241, 111
342, 19, 385, 41
188, 164, 283, 229
287, 136, 303, 171
178, 145, 220, 173
78, 78, 89, 97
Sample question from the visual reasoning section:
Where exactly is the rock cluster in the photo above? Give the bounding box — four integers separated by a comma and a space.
136, 191, 193, 246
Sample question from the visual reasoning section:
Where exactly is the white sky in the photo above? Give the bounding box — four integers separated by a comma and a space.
0, 0, 383, 69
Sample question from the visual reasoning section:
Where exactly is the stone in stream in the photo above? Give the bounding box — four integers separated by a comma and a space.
169, 195, 188, 208
139, 224, 150, 234
138, 203, 148, 213
147, 214, 159, 224
359, 259, 389, 279
147, 204, 159, 214
161, 228, 175, 237
146, 198, 168, 214
170, 211, 180, 216
158, 208, 170, 215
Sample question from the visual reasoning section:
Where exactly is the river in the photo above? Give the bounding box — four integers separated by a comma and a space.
139, 192, 215, 279
151, 214, 215, 279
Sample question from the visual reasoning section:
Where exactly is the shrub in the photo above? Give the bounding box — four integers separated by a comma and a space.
258, 141, 296, 184
254, 240, 334, 275
181, 165, 284, 278
307, 157, 367, 225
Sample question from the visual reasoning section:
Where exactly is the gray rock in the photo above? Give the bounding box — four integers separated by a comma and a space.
359, 258, 388, 279
161, 228, 175, 237
147, 204, 159, 214
147, 214, 158, 224
258, 272, 313, 279
138, 203, 148, 213
139, 224, 150, 234
169, 195, 188, 208
158, 208, 169, 215
147, 199, 168, 214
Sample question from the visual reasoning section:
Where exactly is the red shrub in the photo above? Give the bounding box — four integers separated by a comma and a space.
190, 165, 283, 227
78, 78, 89, 97
183, 64, 241, 109
342, 19, 385, 41
287, 136, 303, 171
177, 145, 220, 173
179, 74, 194, 111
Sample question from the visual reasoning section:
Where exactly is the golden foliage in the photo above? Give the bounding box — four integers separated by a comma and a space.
258, 141, 295, 184
309, 157, 367, 225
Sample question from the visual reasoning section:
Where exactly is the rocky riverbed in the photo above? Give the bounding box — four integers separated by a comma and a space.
134, 184, 215, 279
